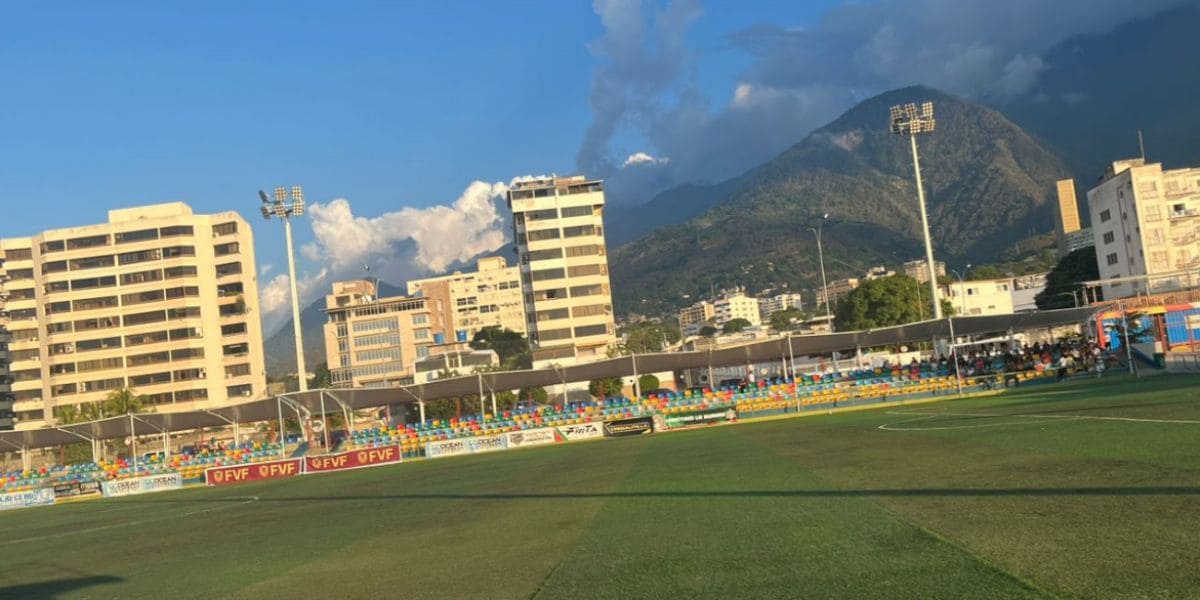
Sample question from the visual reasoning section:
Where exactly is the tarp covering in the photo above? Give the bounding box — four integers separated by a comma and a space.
0, 308, 1094, 451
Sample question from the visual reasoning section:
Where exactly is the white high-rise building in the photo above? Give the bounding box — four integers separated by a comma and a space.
1087, 158, 1200, 298
507, 176, 616, 366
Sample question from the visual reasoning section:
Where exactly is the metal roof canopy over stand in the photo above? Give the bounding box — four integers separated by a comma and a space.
0, 309, 1096, 454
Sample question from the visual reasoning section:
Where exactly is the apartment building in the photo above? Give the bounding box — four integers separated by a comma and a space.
507, 175, 615, 366
322, 280, 449, 388
0, 256, 13, 430
1087, 158, 1200, 299
902, 259, 946, 283
941, 278, 1015, 316
713, 290, 762, 328
756, 292, 804, 322
407, 257, 526, 336
817, 278, 860, 308
678, 300, 715, 337
0, 202, 267, 429
1054, 179, 1095, 257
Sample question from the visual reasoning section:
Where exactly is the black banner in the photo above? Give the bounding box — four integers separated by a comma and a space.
52, 480, 101, 499
603, 416, 654, 437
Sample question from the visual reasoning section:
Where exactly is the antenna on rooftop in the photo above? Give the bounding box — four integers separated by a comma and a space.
1137, 130, 1146, 161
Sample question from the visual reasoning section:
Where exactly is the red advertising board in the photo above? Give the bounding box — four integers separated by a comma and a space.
205, 458, 303, 486
304, 445, 403, 474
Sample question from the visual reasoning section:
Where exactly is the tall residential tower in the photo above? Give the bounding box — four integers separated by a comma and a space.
0, 202, 267, 429
507, 176, 615, 365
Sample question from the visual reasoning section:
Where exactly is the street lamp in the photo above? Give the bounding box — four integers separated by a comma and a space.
890, 101, 943, 319
259, 186, 309, 392
950, 263, 971, 316
808, 214, 833, 328
808, 213, 840, 371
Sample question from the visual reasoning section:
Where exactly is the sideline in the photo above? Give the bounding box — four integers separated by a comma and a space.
0, 496, 259, 546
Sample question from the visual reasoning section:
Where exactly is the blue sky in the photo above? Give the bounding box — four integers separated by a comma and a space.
2, 0, 1162, 331
0, 2, 833, 269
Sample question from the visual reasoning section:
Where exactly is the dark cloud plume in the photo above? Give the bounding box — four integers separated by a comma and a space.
580, 0, 1191, 205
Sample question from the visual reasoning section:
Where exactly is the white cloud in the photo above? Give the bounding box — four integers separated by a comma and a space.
257, 179, 518, 334
259, 264, 273, 276
622, 152, 667, 167
259, 268, 330, 332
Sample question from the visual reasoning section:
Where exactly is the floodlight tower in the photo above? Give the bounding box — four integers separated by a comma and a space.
890, 101, 942, 318
260, 186, 309, 392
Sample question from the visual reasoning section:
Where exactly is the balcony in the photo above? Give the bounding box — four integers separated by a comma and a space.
1169, 208, 1200, 220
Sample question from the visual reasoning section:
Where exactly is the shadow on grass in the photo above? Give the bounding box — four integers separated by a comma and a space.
0, 575, 121, 598
122, 486, 1200, 503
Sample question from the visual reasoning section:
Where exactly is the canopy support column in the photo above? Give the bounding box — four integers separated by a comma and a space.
477, 373, 486, 417
319, 392, 331, 450
948, 317, 963, 395
129, 413, 138, 471
50, 427, 98, 464
786, 334, 796, 381
631, 354, 641, 401
276, 397, 286, 458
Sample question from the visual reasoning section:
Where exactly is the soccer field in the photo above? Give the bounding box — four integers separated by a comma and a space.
3, 375, 1199, 599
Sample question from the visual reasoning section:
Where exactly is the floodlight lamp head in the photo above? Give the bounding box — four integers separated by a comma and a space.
291, 186, 304, 203
274, 187, 287, 203
259, 205, 271, 220
258, 190, 270, 204
274, 203, 288, 218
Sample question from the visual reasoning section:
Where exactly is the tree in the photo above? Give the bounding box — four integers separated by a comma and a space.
470, 327, 532, 370
769, 308, 804, 332
699, 325, 718, 337
622, 321, 679, 354
103, 388, 147, 416
588, 377, 623, 399
722, 318, 751, 334
835, 275, 941, 330
309, 362, 332, 389
520, 386, 548, 405
1035, 246, 1100, 310
967, 265, 1003, 280
54, 406, 93, 465
637, 374, 660, 392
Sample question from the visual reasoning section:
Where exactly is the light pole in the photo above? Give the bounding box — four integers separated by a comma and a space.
259, 186, 309, 392
950, 264, 971, 316
808, 214, 832, 328
808, 214, 839, 370
890, 101, 942, 319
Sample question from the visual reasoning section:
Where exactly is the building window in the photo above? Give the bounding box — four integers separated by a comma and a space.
1099, 209, 1111, 223
574, 324, 609, 338
1106, 253, 1119, 266
115, 229, 159, 244
212, 222, 238, 236
560, 205, 594, 218
4, 248, 32, 260
526, 228, 560, 242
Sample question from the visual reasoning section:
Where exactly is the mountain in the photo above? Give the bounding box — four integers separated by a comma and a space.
606, 180, 741, 247
609, 86, 1070, 316
1001, 5, 1200, 185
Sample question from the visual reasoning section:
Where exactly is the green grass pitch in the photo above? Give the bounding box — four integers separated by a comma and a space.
2, 375, 1199, 599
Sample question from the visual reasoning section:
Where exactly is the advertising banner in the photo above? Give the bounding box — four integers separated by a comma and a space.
505, 428, 561, 449
205, 458, 302, 486
305, 445, 402, 473
0, 488, 55, 511
102, 473, 183, 498
425, 433, 508, 458
53, 480, 102, 499
662, 408, 738, 430
556, 422, 604, 441
603, 416, 655, 437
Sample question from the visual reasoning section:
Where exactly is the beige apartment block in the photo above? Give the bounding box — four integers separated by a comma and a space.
0, 255, 13, 430
678, 300, 715, 336
0, 202, 267, 429
941, 278, 1015, 316
713, 291, 761, 328
407, 256, 526, 337
507, 176, 616, 365
902, 259, 946, 283
323, 280, 449, 388
1087, 159, 1200, 298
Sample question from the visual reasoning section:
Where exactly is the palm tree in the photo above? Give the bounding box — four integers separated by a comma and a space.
103, 388, 147, 417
